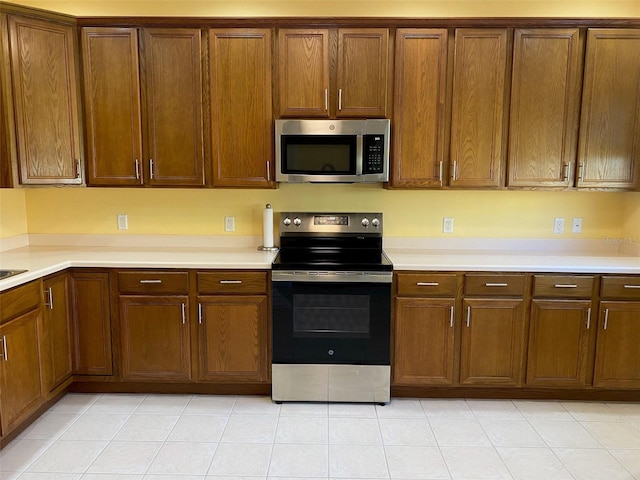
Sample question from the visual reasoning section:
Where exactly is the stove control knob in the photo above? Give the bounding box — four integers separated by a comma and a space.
371, 218, 380, 228
361, 217, 370, 227
283, 217, 292, 226
293, 217, 302, 227
328, 349, 334, 356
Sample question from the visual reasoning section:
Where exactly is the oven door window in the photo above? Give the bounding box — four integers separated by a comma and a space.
293, 293, 370, 339
281, 135, 356, 175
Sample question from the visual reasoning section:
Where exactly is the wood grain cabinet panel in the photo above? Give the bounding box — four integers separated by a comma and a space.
8, 15, 83, 185
449, 29, 509, 188
391, 29, 448, 187
507, 29, 583, 187
42, 273, 73, 393
210, 29, 274, 187
577, 29, 640, 189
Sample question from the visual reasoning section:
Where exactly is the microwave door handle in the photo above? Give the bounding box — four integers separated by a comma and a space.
356, 135, 363, 176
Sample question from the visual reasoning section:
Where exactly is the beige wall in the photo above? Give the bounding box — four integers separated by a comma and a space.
624, 192, 640, 241
0, 189, 27, 238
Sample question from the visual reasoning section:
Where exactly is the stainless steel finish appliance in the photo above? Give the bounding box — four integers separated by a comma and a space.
275, 119, 390, 183
271, 212, 392, 404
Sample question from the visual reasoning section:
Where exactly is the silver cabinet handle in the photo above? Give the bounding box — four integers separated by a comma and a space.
181, 303, 186, 325
198, 303, 203, 325
0, 335, 6, 361
466, 305, 471, 327
338, 88, 343, 111
149, 159, 154, 179
451, 161, 457, 181
76, 159, 82, 179
139, 279, 162, 284
417, 282, 439, 286
266, 160, 270, 182
220, 280, 242, 284
586, 307, 591, 329
579, 162, 585, 182
603, 308, 609, 330
562, 162, 569, 181
438, 161, 443, 184
135, 159, 140, 179
45, 287, 53, 310
555, 284, 577, 289
324, 89, 328, 111
450, 305, 454, 328
624, 285, 640, 289
485, 283, 508, 287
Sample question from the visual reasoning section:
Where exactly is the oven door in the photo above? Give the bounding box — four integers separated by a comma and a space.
271, 272, 391, 365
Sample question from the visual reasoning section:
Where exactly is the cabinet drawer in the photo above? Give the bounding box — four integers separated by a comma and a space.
197, 271, 267, 294
533, 275, 594, 298
117, 271, 189, 294
601, 276, 640, 299
465, 274, 526, 296
0, 280, 41, 323
396, 273, 458, 297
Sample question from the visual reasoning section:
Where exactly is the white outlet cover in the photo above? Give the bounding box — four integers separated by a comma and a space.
572, 217, 583, 233
443, 217, 454, 233
224, 216, 235, 232
553, 218, 565, 234
117, 214, 128, 230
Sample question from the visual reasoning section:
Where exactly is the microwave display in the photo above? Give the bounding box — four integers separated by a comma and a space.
282, 135, 356, 174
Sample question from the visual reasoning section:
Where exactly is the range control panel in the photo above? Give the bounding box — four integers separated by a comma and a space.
280, 212, 383, 234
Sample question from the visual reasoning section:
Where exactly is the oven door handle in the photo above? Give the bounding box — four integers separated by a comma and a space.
272, 271, 392, 284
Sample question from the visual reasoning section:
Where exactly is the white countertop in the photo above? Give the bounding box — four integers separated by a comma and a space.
0, 235, 638, 292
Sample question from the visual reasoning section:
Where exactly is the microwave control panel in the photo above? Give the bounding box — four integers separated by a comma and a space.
363, 135, 385, 174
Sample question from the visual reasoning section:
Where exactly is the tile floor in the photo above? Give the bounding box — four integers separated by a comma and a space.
1, 393, 639, 479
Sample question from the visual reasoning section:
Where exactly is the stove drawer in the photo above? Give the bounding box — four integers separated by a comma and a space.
465, 274, 526, 296
396, 273, 458, 297
198, 271, 267, 294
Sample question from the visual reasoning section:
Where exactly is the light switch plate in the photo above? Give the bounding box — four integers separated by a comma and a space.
443, 217, 454, 233
554, 218, 565, 234
117, 214, 128, 230
224, 216, 235, 232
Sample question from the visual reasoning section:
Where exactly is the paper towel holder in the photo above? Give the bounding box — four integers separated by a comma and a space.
258, 203, 279, 251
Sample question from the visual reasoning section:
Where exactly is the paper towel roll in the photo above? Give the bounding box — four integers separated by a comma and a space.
263, 204, 274, 248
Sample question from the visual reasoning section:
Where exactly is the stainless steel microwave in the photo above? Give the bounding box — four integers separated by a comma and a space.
275, 119, 390, 183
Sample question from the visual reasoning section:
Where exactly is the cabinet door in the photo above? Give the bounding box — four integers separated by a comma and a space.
8, 15, 82, 185
0, 309, 45, 436
460, 298, 525, 385
577, 29, 640, 189
336, 29, 389, 118
70, 272, 112, 375
392, 29, 448, 187
526, 299, 593, 387
198, 295, 268, 382
43, 274, 73, 392
82, 27, 143, 186
593, 301, 640, 388
278, 29, 330, 117
393, 298, 456, 385
450, 29, 509, 188
142, 28, 205, 186
210, 29, 274, 187
120, 295, 191, 381
508, 29, 582, 187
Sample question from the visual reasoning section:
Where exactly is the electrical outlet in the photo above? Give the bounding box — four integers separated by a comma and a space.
117, 214, 128, 230
443, 217, 454, 234
572, 217, 583, 234
224, 216, 235, 232
553, 217, 565, 234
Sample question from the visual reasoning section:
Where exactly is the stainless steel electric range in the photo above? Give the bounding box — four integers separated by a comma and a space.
271, 212, 392, 404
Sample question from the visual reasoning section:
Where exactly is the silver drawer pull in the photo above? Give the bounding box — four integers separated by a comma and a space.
586, 307, 591, 329
139, 279, 162, 284
466, 306, 471, 327
417, 282, 439, 286
603, 308, 609, 330
624, 285, 640, 289
220, 280, 242, 284
450, 306, 454, 328
485, 283, 508, 287
555, 284, 577, 288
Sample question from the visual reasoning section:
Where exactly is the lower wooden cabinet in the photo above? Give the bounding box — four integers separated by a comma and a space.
197, 295, 269, 382
119, 295, 191, 381
393, 297, 456, 385
42, 273, 73, 393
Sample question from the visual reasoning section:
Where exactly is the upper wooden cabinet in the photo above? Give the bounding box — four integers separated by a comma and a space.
577, 29, 640, 189
391, 29, 449, 188
277, 28, 389, 118
7, 15, 83, 185
210, 29, 274, 187
81, 27, 205, 186
449, 29, 509, 188
507, 29, 583, 187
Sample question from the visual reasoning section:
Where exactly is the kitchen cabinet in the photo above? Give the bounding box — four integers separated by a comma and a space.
460, 274, 527, 386
577, 29, 640, 189
0, 281, 45, 438
507, 29, 583, 188
393, 273, 459, 386
593, 276, 640, 388
526, 275, 595, 387
117, 271, 191, 381
391, 29, 449, 188
81, 27, 205, 187
42, 273, 73, 394
210, 29, 274, 187
70, 271, 112, 375
449, 29, 509, 188
277, 28, 389, 118
7, 15, 83, 185
196, 271, 269, 382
